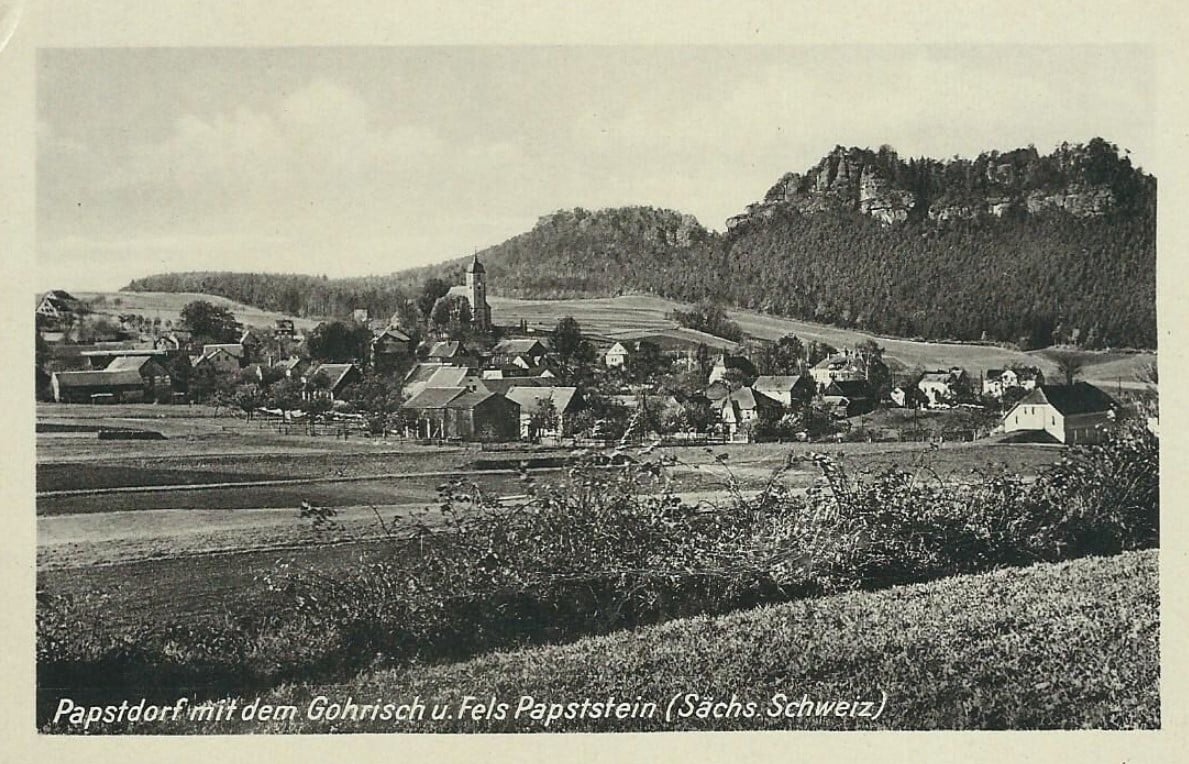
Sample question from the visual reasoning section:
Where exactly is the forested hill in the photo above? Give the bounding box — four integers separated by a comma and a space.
123, 139, 1156, 349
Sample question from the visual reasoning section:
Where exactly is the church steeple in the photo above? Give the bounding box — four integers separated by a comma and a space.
465, 248, 491, 331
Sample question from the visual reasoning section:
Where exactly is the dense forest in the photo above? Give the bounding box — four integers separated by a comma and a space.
123, 139, 1156, 349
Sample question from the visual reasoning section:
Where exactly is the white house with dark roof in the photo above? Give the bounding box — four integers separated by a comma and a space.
604, 342, 631, 369
1003, 382, 1117, 444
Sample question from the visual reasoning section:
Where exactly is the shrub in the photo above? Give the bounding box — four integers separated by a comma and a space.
37, 423, 1159, 729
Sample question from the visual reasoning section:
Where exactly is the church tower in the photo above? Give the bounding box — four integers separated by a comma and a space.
466, 251, 492, 332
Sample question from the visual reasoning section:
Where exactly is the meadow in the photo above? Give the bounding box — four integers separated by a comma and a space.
490, 294, 1155, 387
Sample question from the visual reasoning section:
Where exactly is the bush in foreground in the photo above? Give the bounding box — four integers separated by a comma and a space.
37, 423, 1158, 729
132, 549, 1161, 732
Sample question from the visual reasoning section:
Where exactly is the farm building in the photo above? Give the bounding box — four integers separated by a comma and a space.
505, 386, 582, 441
51, 356, 172, 403
399, 387, 520, 441
1003, 382, 1118, 444
444, 391, 521, 441
753, 374, 815, 407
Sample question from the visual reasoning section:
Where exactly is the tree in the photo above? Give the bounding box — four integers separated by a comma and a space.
629, 340, 669, 383
232, 383, 264, 421
1051, 351, 1085, 385
528, 399, 559, 442
187, 363, 234, 406
180, 300, 240, 344
669, 302, 742, 342
417, 278, 451, 320
307, 320, 371, 362
758, 333, 805, 374
267, 378, 304, 422
430, 295, 472, 329
553, 317, 584, 362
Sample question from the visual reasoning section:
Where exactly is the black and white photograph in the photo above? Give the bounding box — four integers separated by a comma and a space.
9, 2, 1177, 751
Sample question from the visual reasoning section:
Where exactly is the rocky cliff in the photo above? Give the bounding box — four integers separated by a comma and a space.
728, 139, 1151, 229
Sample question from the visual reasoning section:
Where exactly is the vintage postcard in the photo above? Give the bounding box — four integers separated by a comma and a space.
5, 1, 1187, 761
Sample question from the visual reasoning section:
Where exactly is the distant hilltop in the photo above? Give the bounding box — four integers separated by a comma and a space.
124, 139, 1156, 350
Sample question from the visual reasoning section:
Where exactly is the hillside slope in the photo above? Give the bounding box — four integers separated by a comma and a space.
146, 550, 1158, 732
76, 291, 321, 331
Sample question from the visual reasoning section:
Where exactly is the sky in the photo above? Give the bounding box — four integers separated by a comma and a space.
36, 45, 1156, 292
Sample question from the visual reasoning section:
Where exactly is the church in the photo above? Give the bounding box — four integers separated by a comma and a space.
442, 252, 492, 332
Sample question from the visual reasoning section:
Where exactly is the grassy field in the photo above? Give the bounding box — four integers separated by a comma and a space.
75, 290, 323, 332
491, 294, 1155, 387
123, 549, 1158, 733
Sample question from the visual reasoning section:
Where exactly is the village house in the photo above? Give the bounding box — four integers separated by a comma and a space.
36, 289, 85, 322
190, 347, 241, 376
809, 353, 867, 391
423, 340, 472, 365
1003, 382, 1118, 444
917, 368, 971, 407
238, 329, 263, 361
707, 353, 758, 385
982, 366, 1045, 398
478, 376, 559, 396
752, 374, 815, 408
604, 342, 631, 369
273, 318, 296, 339
370, 327, 414, 373
403, 363, 485, 399
304, 363, 363, 400
504, 386, 582, 441
51, 356, 171, 403
713, 387, 782, 442
490, 338, 549, 368
823, 379, 876, 418
272, 355, 308, 380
